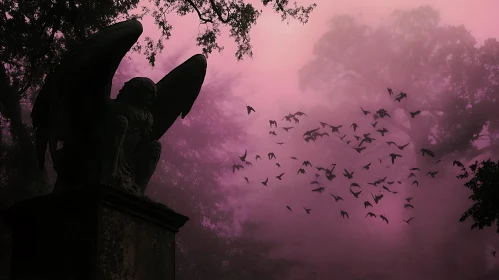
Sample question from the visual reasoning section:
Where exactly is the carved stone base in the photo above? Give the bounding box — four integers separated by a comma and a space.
1, 184, 188, 280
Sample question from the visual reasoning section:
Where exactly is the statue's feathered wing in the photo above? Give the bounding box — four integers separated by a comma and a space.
148, 54, 207, 141
31, 19, 143, 169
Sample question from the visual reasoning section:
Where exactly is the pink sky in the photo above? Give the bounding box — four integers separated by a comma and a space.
124, 0, 499, 278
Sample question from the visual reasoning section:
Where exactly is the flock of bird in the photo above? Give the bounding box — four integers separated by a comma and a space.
233, 88, 477, 229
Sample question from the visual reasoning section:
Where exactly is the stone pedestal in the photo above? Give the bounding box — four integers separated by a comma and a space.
1, 184, 189, 280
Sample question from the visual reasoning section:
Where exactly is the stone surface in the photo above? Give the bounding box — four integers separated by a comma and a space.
1, 184, 188, 280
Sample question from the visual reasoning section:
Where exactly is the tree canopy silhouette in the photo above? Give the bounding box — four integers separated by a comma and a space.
299, 6, 499, 166
460, 159, 499, 233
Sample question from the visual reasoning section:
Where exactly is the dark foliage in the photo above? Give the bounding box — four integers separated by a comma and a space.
460, 159, 499, 233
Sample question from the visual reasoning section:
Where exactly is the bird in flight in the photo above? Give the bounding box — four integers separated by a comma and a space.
330, 193, 344, 202
343, 169, 354, 179
239, 150, 247, 162
366, 212, 376, 218
380, 215, 389, 224
410, 110, 421, 118
420, 148, 435, 157
246, 105, 256, 115
340, 210, 349, 219
404, 217, 415, 224
261, 178, 268, 186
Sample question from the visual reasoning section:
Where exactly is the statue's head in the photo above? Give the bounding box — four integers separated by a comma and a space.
116, 77, 157, 107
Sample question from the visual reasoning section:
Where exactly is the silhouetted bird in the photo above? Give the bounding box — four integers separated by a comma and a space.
420, 148, 435, 157
291, 156, 297, 160
246, 105, 256, 114
282, 126, 293, 132
404, 217, 415, 224
453, 160, 465, 170
282, 113, 294, 122
410, 167, 420, 171
406, 197, 413, 202
343, 169, 354, 179
239, 150, 247, 162
363, 162, 372, 170
493, 251, 497, 258
389, 153, 402, 164
372, 193, 384, 204
303, 128, 320, 137
275, 163, 281, 167
364, 201, 373, 208
269, 120, 277, 127
361, 107, 370, 115
330, 193, 344, 202
255, 155, 262, 160
370, 121, 378, 128
382, 185, 393, 193
244, 177, 249, 183
350, 188, 361, 198
387, 87, 393, 96
268, 152, 276, 160
410, 110, 421, 118
366, 212, 376, 218
330, 125, 342, 133
340, 210, 349, 219
380, 215, 389, 224
426, 171, 438, 178
351, 123, 359, 132
396, 143, 410, 150
245, 161, 252, 166
303, 161, 312, 167
408, 172, 416, 178
404, 204, 414, 209
310, 180, 319, 185
269, 131, 277, 135
276, 173, 285, 180
350, 182, 361, 188
312, 187, 325, 193
261, 178, 268, 186
294, 111, 307, 117
297, 168, 306, 174
395, 92, 407, 102
354, 146, 366, 153
276, 142, 284, 145
377, 128, 389, 136
232, 164, 244, 173
286, 206, 292, 212
412, 180, 419, 186
304, 207, 311, 214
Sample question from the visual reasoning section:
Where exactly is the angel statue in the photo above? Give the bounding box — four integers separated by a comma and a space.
31, 19, 207, 195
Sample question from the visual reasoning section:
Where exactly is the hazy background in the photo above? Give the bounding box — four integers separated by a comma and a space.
111, 0, 499, 279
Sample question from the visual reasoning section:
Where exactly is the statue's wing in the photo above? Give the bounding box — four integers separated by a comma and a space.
31, 19, 143, 169
148, 54, 207, 141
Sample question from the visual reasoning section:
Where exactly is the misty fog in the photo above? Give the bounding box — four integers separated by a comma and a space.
5, 0, 499, 279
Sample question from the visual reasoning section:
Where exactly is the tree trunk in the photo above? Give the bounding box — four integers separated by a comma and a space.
0, 64, 49, 205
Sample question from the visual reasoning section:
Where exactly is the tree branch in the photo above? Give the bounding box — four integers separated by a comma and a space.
184, 0, 214, 23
